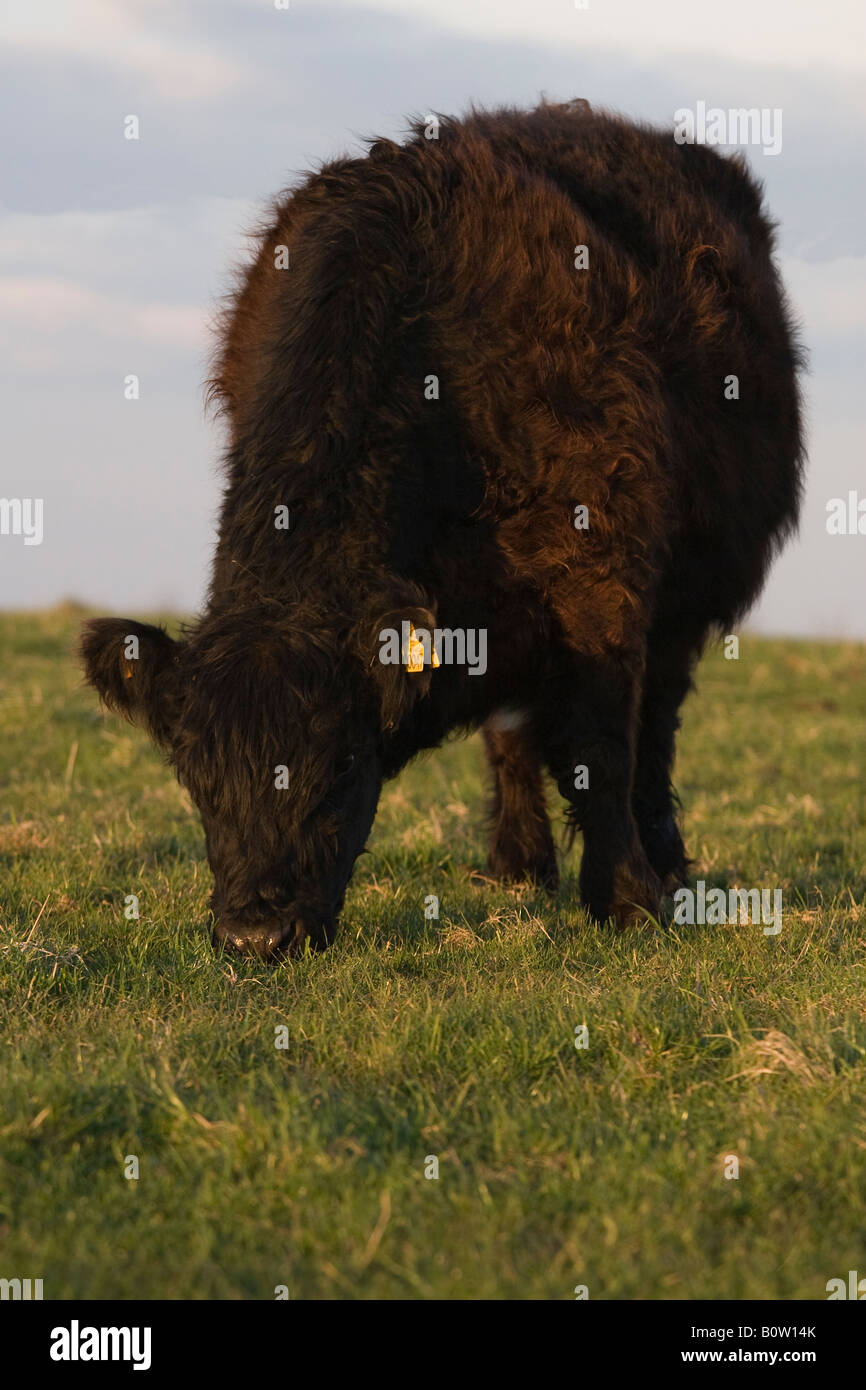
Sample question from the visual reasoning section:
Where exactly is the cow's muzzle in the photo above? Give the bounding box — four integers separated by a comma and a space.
211, 913, 335, 960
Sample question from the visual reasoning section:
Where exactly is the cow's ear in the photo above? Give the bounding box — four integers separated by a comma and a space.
80, 618, 181, 745
359, 600, 438, 731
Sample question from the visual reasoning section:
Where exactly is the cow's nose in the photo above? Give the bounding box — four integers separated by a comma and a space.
211, 916, 332, 960
212, 920, 288, 959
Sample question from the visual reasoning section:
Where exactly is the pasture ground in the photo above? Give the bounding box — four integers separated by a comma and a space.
0, 606, 864, 1299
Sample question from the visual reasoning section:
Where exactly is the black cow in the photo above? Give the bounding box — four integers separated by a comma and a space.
82, 101, 804, 958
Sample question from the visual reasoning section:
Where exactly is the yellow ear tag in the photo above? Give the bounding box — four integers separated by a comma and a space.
123, 662, 134, 680
405, 622, 440, 673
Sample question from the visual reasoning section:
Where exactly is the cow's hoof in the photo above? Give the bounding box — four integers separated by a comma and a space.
607, 860, 663, 929
487, 844, 559, 891
639, 813, 690, 891
581, 855, 663, 929
608, 896, 659, 930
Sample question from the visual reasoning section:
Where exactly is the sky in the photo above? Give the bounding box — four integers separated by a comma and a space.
1, 0, 864, 634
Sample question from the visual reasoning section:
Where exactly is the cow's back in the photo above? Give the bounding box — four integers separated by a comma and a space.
208, 104, 804, 629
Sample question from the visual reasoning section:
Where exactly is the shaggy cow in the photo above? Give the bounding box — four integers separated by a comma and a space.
82, 101, 804, 958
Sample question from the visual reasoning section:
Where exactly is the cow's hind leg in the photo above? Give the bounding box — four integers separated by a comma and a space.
537, 650, 662, 928
482, 716, 558, 889
632, 625, 701, 889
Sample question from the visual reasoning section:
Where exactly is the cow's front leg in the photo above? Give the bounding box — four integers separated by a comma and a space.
632, 624, 700, 889
482, 714, 558, 888
537, 652, 662, 928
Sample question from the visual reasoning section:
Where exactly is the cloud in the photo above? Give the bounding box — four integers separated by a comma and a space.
0, 276, 206, 375
3, 1, 864, 262
0, 0, 863, 632
782, 255, 866, 343
0, 200, 256, 379
4, 0, 248, 101
335, 0, 866, 73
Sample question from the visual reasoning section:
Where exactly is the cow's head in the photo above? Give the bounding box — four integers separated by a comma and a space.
80, 596, 436, 959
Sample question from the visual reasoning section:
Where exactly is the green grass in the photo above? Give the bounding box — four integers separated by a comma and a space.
1, 605, 864, 1300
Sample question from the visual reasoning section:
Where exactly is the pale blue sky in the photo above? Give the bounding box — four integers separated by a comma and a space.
1, 0, 864, 633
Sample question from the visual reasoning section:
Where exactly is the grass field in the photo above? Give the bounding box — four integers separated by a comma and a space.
0, 605, 864, 1300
